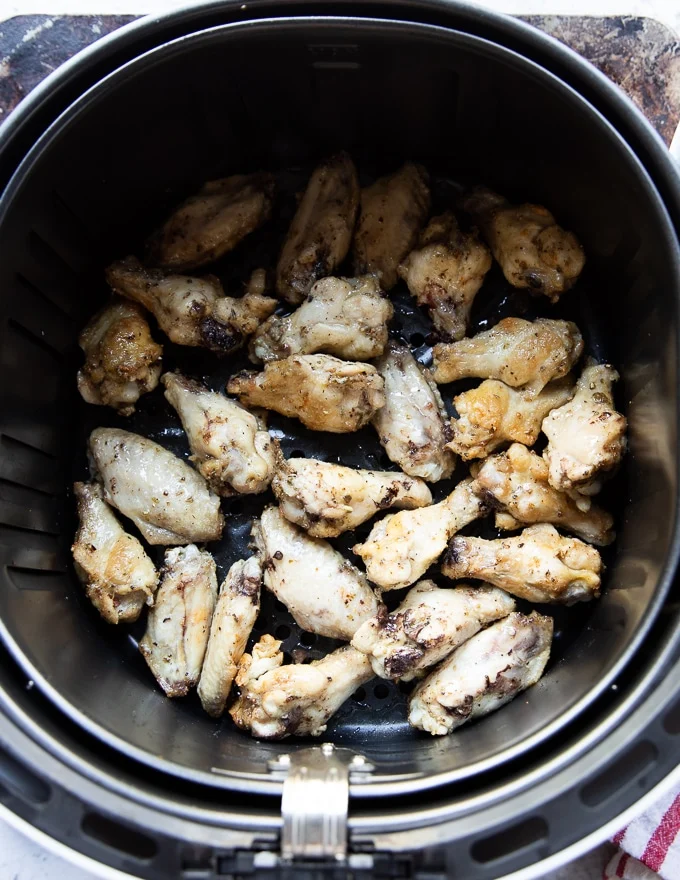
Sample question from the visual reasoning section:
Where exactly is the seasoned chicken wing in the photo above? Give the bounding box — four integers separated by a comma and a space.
432, 317, 583, 392
197, 556, 261, 717
162, 372, 274, 496
542, 360, 627, 497
461, 187, 585, 301
107, 258, 277, 353
252, 506, 379, 639
72, 482, 158, 624
475, 443, 614, 545
77, 298, 162, 416
230, 640, 373, 739
272, 452, 432, 538
448, 378, 574, 460
139, 545, 218, 697
372, 341, 455, 482
89, 428, 223, 545
149, 172, 274, 270
398, 212, 492, 341
227, 354, 385, 433
251, 275, 392, 363
352, 581, 515, 681
353, 478, 488, 591
276, 153, 359, 304
353, 162, 431, 290
409, 611, 553, 735
442, 523, 601, 604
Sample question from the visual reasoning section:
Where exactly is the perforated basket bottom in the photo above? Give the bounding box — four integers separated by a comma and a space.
71, 169, 615, 742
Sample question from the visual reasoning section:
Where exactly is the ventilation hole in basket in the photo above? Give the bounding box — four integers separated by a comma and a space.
81, 812, 158, 860
8, 319, 62, 361
579, 740, 658, 807
299, 632, 316, 647
6, 567, 67, 591
290, 449, 306, 458
275, 624, 291, 640
373, 683, 390, 699
410, 332, 425, 347
470, 817, 548, 864
0, 744, 50, 804
352, 687, 367, 702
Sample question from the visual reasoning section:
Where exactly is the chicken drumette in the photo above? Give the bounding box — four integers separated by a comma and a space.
432, 317, 583, 393
352, 162, 431, 290
372, 341, 455, 482
227, 354, 385, 433
461, 187, 585, 301
272, 453, 432, 538
276, 153, 360, 304
398, 212, 492, 341
163, 372, 274, 496
443, 523, 602, 604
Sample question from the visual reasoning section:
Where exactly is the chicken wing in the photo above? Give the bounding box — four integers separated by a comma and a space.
227, 354, 385, 433
542, 360, 627, 497
250, 275, 392, 363
77, 298, 162, 416
461, 187, 585, 301
197, 556, 261, 717
139, 545, 218, 697
89, 428, 224, 545
432, 317, 583, 392
474, 443, 614, 545
162, 372, 274, 495
276, 153, 359, 304
230, 640, 373, 739
149, 172, 274, 270
252, 506, 379, 639
353, 478, 488, 591
351, 581, 515, 681
442, 523, 601, 604
352, 162, 431, 290
448, 378, 574, 461
398, 212, 492, 341
72, 482, 158, 624
372, 341, 455, 482
409, 611, 552, 735
272, 452, 432, 538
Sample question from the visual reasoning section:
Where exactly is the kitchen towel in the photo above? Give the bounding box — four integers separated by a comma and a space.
604, 787, 680, 879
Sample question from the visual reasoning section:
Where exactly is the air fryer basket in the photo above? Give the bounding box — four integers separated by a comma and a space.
1, 3, 680, 878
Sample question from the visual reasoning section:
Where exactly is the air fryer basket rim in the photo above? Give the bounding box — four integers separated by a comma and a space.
1, 13, 679, 798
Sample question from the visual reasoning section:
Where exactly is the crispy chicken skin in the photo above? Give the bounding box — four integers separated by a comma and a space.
89, 428, 224, 545
251, 275, 392, 363
149, 172, 274, 270
398, 212, 492, 341
353, 478, 488, 591
448, 378, 574, 460
432, 317, 583, 392
474, 443, 615, 546
77, 298, 163, 416
276, 153, 360, 304
461, 187, 585, 301
230, 640, 373, 739
106, 258, 277, 353
139, 545, 218, 697
352, 162, 431, 290
372, 341, 455, 482
272, 452, 432, 538
197, 556, 261, 717
542, 360, 627, 497
162, 372, 274, 496
252, 506, 379, 639
227, 354, 385, 433
443, 523, 601, 604
351, 581, 515, 681
72, 482, 158, 624
409, 611, 553, 735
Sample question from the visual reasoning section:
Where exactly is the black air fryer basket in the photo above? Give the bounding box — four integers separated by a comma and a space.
1, 3, 680, 878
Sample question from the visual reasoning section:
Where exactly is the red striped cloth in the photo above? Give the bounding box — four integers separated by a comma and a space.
604, 789, 680, 880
